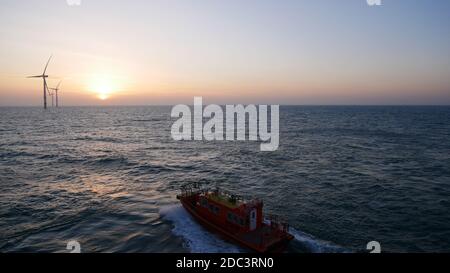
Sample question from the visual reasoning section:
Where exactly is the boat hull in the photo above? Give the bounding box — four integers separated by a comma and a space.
179, 198, 293, 253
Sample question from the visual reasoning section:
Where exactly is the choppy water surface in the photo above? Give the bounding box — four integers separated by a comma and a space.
1, 106, 449, 253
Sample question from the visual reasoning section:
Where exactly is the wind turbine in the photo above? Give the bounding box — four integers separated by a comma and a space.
48, 88, 54, 107
27, 56, 52, 109
49, 81, 62, 108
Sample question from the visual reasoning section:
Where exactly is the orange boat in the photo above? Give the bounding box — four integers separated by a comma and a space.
177, 183, 294, 253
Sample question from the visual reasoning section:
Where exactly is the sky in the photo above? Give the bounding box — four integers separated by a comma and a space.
0, 0, 449, 106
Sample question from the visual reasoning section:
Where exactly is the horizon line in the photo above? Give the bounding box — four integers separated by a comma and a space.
1, 104, 450, 108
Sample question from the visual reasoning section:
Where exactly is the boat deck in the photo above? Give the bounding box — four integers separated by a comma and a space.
206, 193, 241, 209
237, 225, 286, 249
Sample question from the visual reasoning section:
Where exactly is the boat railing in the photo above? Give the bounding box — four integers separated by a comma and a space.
246, 198, 263, 207
265, 214, 290, 233
179, 184, 263, 208
215, 189, 246, 203
179, 182, 205, 197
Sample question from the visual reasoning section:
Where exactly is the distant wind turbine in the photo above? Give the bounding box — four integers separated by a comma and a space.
49, 81, 62, 108
27, 56, 52, 109
48, 89, 54, 107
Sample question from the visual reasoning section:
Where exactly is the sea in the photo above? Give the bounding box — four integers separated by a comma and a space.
0, 106, 449, 253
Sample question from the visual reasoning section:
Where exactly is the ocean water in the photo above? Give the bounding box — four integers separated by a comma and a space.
0, 106, 449, 253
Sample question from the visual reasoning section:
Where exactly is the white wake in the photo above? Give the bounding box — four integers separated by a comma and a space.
160, 204, 241, 253
161, 204, 347, 253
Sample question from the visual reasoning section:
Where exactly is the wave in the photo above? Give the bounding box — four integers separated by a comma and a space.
289, 228, 349, 253
0, 150, 35, 158
72, 136, 123, 143
129, 119, 162, 122
159, 204, 241, 253
84, 155, 134, 167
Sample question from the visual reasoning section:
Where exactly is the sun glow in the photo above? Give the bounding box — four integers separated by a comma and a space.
96, 85, 113, 100
87, 75, 119, 101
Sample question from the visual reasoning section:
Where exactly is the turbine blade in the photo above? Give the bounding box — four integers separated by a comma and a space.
56, 80, 62, 89
43, 55, 52, 75
27, 75, 42, 78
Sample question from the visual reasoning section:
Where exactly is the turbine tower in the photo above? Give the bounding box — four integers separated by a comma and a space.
48, 89, 54, 107
27, 56, 52, 109
49, 81, 62, 108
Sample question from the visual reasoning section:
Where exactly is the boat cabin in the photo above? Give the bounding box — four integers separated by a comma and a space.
179, 186, 263, 233
197, 189, 264, 233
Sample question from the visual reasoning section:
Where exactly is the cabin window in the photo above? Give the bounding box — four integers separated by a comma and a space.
207, 204, 220, 214
214, 206, 220, 214
227, 212, 233, 221
226, 212, 244, 225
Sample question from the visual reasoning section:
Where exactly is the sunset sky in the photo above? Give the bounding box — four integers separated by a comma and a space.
0, 0, 449, 106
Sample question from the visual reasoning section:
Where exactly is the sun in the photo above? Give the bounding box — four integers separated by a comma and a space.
95, 85, 113, 100
88, 76, 117, 101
